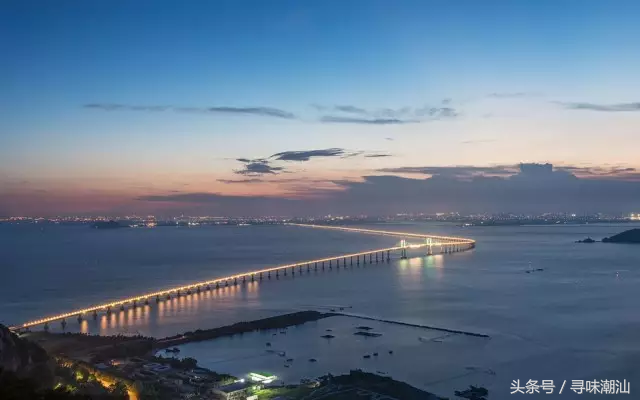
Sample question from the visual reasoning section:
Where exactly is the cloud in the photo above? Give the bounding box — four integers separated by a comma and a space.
320, 116, 416, 125
378, 165, 516, 179
133, 163, 640, 216
413, 106, 458, 119
234, 160, 285, 176
270, 148, 347, 161
364, 153, 393, 158
334, 105, 368, 115
217, 178, 265, 184
84, 104, 296, 119
385, 137, 394, 141
560, 102, 640, 112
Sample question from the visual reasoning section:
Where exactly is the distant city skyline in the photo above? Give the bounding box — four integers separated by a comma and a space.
2, 1, 640, 216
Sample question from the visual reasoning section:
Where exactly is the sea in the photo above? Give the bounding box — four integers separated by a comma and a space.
2, 222, 639, 399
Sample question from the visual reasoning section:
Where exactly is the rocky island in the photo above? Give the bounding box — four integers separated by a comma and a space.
602, 228, 640, 244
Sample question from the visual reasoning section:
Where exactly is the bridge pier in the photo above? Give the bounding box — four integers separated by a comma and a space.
206, 284, 211, 291
197, 286, 201, 294
376, 253, 379, 263
357, 255, 360, 265
284, 269, 287, 276
307, 263, 310, 272
322, 261, 325, 270
77, 314, 82, 323
369, 253, 373, 263
329, 259, 332, 268
350, 256, 353, 266
106, 306, 112, 316
251, 274, 254, 282
156, 295, 160, 303
144, 298, 149, 305
177, 290, 181, 298
242, 276, 246, 283
92, 310, 98, 319
186, 289, 191, 295
401, 248, 407, 259
225, 280, 229, 287
61, 319, 66, 330
234, 277, 238, 285
44, 322, 49, 332
120, 304, 126, 311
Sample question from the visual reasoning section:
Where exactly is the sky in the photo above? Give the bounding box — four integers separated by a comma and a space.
2, 0, 640, 216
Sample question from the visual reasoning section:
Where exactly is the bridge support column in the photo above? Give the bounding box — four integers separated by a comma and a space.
234, 277, 238, 285
401, 248, 407, 259
259, 273, 263, 280
61, 319, 66, 330
133, 300, 137, 308
329, 259, 332, 268
156, 295, 160, 303
292, 268, 295, 276
77, 314, 82, 323
186, 289, 191, 295
251, 274, 254, 282
44, 322, 49, 332
93, 310, 98, 319
283, 269, 287, 276
357, 255, 360, 265
315, 262, 318, 270
376, 253, 379, 263
307, 263, 310, 272
120, 304, 126, 311
197, 286, 201, 294
322, 261, 325, 270
177, 291, 181, 298
166, 293, 171, 300
387, 250, 390, 261
216, 282, 220, 289
206, 284, 211, 291
144, 298, 149, 305
225, 280, 229, 287
107, 307, 112, 316
369, 253, 372, 263
350, 256, 353, 266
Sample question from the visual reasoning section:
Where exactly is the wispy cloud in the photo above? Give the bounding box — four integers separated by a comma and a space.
560, 102, 640, 112
271, 148, 347, 161
320, 116, 416, 125
334, 105, 368, 115
217, 178, 265, 184
378, 165, 516, 179
364, 153, 393, 158
84, 104, 296, 119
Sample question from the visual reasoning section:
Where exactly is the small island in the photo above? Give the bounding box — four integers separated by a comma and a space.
576, 237, 596, 243
91, 220, 128, 229
602, 228, 640, 244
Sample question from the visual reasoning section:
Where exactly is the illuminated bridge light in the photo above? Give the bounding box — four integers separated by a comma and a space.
10, 224, 475, 330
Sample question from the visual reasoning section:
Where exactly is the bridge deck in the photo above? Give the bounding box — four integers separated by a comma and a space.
11, 224, 475, 330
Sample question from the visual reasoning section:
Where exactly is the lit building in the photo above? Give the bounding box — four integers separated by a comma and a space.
211, 381, 254, 400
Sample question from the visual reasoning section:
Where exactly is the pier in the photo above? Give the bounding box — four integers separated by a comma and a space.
10, 224, 475, 331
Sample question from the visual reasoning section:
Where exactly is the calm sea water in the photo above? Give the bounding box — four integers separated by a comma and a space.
2, 222, 640, 399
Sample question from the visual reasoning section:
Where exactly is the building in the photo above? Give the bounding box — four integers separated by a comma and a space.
211, 381, 254, 400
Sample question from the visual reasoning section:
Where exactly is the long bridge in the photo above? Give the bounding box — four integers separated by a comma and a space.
10, 224, 475, 331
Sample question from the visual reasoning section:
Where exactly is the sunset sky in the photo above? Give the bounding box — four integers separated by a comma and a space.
2, 0, 640, 216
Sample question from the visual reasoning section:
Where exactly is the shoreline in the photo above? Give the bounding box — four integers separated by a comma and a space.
156, 310, 334, 349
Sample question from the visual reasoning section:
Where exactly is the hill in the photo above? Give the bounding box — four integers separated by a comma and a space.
602, 229, 640, 243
